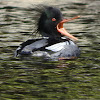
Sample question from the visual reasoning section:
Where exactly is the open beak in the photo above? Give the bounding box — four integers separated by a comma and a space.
57, 16, 80, 41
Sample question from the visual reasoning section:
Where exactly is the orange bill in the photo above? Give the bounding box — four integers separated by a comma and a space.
57, 16, 80, 41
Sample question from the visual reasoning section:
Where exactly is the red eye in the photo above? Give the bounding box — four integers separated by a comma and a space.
52, 18, 56, 21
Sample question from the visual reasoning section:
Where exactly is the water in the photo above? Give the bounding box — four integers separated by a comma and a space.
0, 0, 100, 99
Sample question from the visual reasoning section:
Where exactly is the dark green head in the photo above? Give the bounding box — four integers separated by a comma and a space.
37, 6, 79, 41
37, 6, 63, 38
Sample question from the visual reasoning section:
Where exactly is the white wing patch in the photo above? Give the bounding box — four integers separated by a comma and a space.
46, 42, 67, 52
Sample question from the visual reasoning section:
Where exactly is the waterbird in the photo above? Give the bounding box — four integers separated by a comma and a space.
15, 6, 80, 60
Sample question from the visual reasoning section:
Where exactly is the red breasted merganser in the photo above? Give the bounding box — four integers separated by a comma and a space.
15, 6, 80, 60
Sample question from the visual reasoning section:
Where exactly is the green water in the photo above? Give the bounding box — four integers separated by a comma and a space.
0, 0, 100, 99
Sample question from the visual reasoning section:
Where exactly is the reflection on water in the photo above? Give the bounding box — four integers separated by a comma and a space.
0, 0, 100, 99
